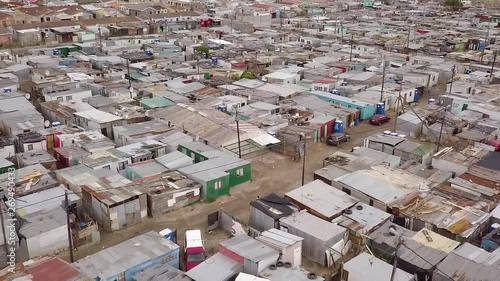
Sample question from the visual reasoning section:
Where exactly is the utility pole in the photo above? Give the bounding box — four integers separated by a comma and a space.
393, 82, 403, 132
125, 58, 132, 99
98, 24, 103, 53
65, 191, 74, 263
340, 20, 344, 41
490, 50, 497, 78
480, 18, 491, 65
405, 25, 411, 53
349, 34, 354, 61
448, 65, 456, 95
235, 110, 242, 159
390, 238, 403, 281
301, 134, 306, 186
380, 59, 386, 102
436, 65, 455, 151
0, 209, 8, 255
437, 108, 446, 152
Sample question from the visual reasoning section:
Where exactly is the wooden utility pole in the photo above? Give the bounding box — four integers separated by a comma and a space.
380, 59, 386, 102
0, 209, 8, 255
480, 18, 491, 64
235, 110, 242, 159
65, 191, 74, 263
393, 82, 403, 132
390, 237, 403, 281
349, 34, 354, 61
301, 135, 306, 186
490, 50, 497, 78
98, 24, 103, 53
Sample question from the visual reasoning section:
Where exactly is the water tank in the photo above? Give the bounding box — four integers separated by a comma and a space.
428, 98, 436, 105
159, 228, 175, 242
334, 120, 344, 133
53, 49, 60, 56
489, 223, 500, 233
211, 57, 218, 64
376, 102, 385, 115
202, 52, 207, 59
145, 50, 153, 56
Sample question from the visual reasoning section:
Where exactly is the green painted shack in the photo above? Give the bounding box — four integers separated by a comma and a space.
178, 142, 222, 163
178, 155, 251, 201
0, 158, 14, 174
140, 97, 174, 109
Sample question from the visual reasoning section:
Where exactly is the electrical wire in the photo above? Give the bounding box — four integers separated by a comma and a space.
400, 242, 457, 281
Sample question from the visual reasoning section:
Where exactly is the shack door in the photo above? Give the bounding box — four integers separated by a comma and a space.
46, 134, 54, 150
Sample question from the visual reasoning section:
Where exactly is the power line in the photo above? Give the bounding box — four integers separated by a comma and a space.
400, 242, 456, 281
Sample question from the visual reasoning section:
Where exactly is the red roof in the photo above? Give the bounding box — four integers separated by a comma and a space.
26, 257, 88, 281
251, 3, 275, 11
231, 62, 247, 68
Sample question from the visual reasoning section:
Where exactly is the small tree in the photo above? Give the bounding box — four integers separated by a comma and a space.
240, 71, 256, 79
229, 74, 241, 81
444, 0, 463, 10
195, 45, 210, 57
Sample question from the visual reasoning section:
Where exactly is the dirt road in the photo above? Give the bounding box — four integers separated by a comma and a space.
59, 118, 395, 273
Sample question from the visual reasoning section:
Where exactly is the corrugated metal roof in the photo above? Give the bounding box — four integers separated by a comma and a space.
399, 239, 448, 270
280, 211, 346, 242
332, 203, 390, 234
133, 263, 190, 281
74, 231, 179, 280
411, 229, 460, 254
256, 229, 303, 248
259, 266, 325, 281
435, 243, 500, 281
25, 257, 91, 281
155, 151, 193, 170
219, 235, 279, 263
338, 170, 410, 204
20, 206, 67, 239
185, 252, 243, 281
286, 180, 358, 219
16, 185, 79, 217
343, 252, 414, 281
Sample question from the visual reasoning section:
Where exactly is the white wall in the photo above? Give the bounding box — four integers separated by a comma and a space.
0, 145, 15, 159
22, 141, 44, 153
431, 158, 468, 176
44, 89, 92, 102
26, 225, 67, 259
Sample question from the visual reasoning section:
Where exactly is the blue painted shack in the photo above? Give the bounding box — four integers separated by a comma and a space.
309, 91, 375, 120
481, 228, 500, 252
73, 231, 180, 281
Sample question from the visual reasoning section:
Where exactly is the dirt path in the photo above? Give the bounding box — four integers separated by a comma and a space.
59, 120, 394, 273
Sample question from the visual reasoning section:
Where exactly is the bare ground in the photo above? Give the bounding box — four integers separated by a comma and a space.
57, 117, 398, 276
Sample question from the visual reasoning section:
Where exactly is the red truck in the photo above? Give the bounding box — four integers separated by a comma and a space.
488, 140, 500, 152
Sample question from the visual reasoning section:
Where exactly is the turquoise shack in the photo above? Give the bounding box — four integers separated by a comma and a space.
309, 91, 375, 120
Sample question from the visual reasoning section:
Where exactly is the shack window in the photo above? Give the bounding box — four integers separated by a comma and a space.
27, 144, 33, 151
119, 161, 127, 170
214, 181, 222, 190
103, 165, 111, 170
236, 168, 244, 177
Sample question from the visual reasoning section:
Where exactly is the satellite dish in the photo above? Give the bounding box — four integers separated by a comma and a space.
24, 93, 30, 100
44, 120, 50, 128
